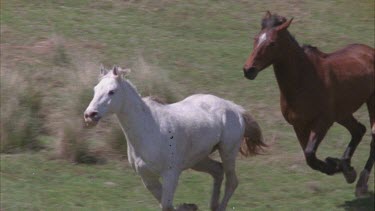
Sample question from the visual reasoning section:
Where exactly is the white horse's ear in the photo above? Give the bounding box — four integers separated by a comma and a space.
100, 64, 107, 76
112, 65, 119, 76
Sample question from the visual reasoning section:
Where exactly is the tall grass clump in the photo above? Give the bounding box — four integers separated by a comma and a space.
0, 38, 182, 162
56, 118, 90, 162
45, 50, 129, 163
131, 56, 182, 104
45, 57, 101, 163
49, 55, 184, 162
0, 68, 44, 153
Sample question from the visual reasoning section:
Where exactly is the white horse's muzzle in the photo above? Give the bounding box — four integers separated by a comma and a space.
84, 111, 101, 127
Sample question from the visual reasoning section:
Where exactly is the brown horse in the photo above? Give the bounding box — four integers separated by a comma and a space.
243, 11, 374, 197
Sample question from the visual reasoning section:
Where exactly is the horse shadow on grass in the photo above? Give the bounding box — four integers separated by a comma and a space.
338, 192, 374, 211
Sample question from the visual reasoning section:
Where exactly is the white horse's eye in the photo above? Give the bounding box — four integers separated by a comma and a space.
108, 90, 115, 96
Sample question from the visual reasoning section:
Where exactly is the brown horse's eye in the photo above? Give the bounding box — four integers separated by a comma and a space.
270, 41, 276, 47
108, 90, 115, 95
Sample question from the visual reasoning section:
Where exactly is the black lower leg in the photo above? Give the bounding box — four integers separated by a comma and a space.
342, 122, 366, 158
304, 128, 340, 175
306, 153, 338, 175
355, 139, 374, 197
364, 139, 374, 172
336, 119, 366, 183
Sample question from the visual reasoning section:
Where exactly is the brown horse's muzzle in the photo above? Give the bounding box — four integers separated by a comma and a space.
243, 67, 259, 80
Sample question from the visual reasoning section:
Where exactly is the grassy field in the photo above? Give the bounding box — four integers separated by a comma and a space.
1, 0, 374, 210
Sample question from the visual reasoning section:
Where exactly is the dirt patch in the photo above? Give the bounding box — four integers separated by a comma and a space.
306, 180, 323, 193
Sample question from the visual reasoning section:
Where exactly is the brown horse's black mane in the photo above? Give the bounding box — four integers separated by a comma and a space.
302, 44, 329, 58
262, 14, 328, 59
262, 14, 301, 48
261, 14, 287, 29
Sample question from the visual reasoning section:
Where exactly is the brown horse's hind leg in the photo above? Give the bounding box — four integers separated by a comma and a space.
355, 138, 375, 197
355, 139, 374, 197
331, 116, 367, 183
356, 95, 375, 197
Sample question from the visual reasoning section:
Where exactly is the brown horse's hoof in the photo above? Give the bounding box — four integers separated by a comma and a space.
343, 167, 357, 184
355, 170, 370, 198
340, 160, 357, 184
176, 203, 198, 211
325, 157, 342, 174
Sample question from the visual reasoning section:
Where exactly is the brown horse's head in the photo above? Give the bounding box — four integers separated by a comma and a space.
243, 11, 293, 80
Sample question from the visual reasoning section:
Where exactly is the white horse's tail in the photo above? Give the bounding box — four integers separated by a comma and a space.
240, 112, 267, 157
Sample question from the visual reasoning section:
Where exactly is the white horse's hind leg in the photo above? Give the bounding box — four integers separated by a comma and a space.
217, 158, 238, 211
215, 111, 243, 210
217, 145, 239, 211
191, 157, 223, 211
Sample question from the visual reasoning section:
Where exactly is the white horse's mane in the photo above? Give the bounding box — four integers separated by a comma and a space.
101, 72, 168, 105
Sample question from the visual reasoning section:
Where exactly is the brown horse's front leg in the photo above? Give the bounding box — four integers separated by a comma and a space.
294, 124, 339, 175
305, 131, 340, 175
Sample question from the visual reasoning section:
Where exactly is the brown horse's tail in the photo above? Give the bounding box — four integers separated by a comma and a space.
239, 112, 267, 157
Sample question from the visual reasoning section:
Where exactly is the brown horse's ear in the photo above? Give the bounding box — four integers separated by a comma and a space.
264, 11, 272, 19
276, 17, 293, 31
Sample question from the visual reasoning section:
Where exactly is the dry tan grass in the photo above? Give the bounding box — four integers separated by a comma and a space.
0, 34, 128, 161
0, 31, 186, 161
0, 65, 45, 152
130, 55, 184, 103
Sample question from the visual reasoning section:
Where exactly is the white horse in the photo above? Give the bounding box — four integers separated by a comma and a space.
84, 66, 266, 211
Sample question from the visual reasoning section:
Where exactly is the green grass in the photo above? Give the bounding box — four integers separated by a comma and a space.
1, 0, 374, 210
1, 148, 374, 210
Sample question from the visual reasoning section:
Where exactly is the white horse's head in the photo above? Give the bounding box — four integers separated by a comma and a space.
84, 65, 131, 127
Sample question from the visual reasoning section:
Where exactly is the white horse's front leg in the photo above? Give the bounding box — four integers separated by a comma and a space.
161, 170, 181, 211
